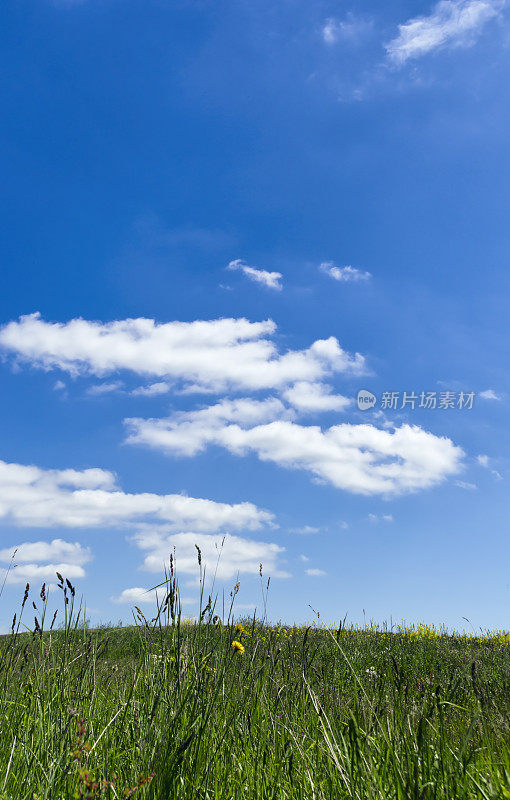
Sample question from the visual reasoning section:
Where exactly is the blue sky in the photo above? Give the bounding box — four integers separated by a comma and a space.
1, 0, 509, 633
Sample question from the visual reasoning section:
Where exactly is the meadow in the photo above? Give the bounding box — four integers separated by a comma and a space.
1, 561, 509, 800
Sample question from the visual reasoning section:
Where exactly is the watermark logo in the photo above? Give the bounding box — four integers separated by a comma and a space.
356, 390, 475, 411
357, 389, 376, 410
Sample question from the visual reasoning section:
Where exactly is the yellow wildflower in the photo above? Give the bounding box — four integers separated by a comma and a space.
235, 623, 245, 635
231, 640, 245, 654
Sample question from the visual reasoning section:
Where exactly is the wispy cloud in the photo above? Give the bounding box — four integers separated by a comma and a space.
477, 454, 503, 480
322, 14, 373, 45
86, 381, 124, 397
386, 0, 503, 65
478, 388, 502, 400
368, 513, 394, 523
306, 568, 326, 576
319, 262, 371, 282
291, 526, 320, 535
226, 259, 283, 290
131, 382, 171, 397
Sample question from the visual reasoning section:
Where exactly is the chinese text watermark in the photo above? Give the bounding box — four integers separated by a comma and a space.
357, 390, 475, 411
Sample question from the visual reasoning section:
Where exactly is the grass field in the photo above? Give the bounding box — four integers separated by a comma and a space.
1, 562, 510, 800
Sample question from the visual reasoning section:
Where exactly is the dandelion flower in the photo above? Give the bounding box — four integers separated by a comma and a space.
235, 623, 245, 635
231, 640, 245, 654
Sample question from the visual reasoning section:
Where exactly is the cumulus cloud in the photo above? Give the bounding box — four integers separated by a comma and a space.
478, 389, 502, 400
130, 530, 291, 581
319, 263, 371, 282
0, 458, 272, 531
0, 538, 92, 586
0, 562, 84, 586
226, 259, 283, 290
125, 404, 464, 496
386, 0, 503, 65
126, 398, 294, 457
282, 381, 351, 413
112, 587, 194, 605
0, 313, 365, 393
0, 538, 92, 565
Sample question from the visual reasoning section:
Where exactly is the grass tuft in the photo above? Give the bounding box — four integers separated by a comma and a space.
1, 567, 510, 799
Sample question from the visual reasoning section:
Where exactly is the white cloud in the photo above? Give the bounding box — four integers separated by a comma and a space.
0, 538, 92, 586
131, 530, 291, 581
478, 389, 502, 400
0, 538, 91, 565
126, 397, 294, 457
226, 259, 283, 291
322, 14, 373, 44
477, 455, 503, 479
306, 568, 326, 576
87, 381, 124, 396
126, 405, 464, 496
53, 380, 66, 391
300, 554, 310, 562
291, 525, 320, 535
386, 0, 503, 65
112, 587, 194, 605
0, 458, 272, 531
131, 382, 171, 397
0, 562, 85, 586
339, 521, 349, 529
476, 455, 503, 481
368, 513, 394, 523
0, 313, 365, 393
455, 480, 478, 490
282, 381, 351, 413
323, 18, 339, 44
319, 262, 371, 282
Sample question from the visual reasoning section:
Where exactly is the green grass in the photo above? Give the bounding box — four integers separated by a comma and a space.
1, 568, 510, 800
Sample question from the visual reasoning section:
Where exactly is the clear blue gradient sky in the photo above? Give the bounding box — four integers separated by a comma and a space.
0, 0, 509, 632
